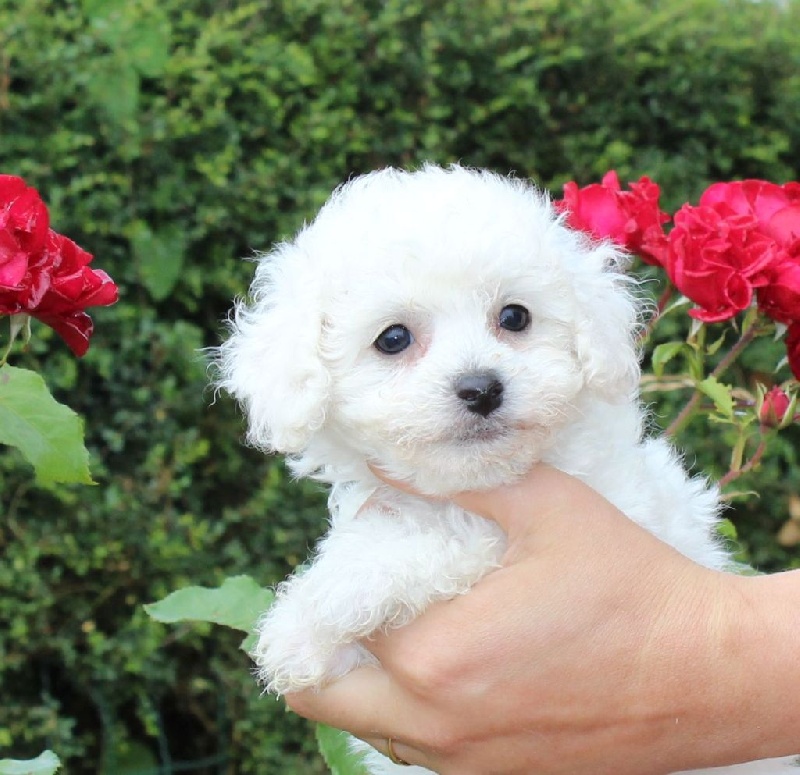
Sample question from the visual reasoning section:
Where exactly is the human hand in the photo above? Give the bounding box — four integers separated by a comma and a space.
286, 465, 798, 775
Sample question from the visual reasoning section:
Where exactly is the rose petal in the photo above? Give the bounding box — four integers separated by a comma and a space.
758, 254, 800, 324
33, 311, 94, 357
765, 205, 800, 244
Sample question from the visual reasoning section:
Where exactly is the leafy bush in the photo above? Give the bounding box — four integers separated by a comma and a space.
1, 0, 798, 772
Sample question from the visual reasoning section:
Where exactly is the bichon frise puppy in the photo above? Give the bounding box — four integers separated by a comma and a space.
216, 165, 796, 775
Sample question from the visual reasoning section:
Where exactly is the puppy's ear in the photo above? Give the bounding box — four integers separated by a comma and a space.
215, 244, 329, 454
568, 240, 641, 400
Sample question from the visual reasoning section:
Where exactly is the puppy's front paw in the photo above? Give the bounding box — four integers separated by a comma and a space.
252, 594, 371, 694
251, 608, 332, 694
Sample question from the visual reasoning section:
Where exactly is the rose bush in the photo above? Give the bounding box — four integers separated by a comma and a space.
558, 174, 800, 382
1, 176, 118, 773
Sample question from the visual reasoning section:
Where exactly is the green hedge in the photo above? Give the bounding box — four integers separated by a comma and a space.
1, 0, 799, 771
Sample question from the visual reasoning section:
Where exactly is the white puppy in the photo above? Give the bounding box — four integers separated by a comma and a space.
216, 165, 796, 775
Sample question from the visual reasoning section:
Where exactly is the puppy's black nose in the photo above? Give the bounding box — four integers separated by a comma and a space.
456, 373, 504, 417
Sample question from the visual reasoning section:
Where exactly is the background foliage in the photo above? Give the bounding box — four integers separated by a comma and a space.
0, 0, 798, 772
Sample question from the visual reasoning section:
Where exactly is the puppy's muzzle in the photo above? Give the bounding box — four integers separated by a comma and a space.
456, 372, 504, 417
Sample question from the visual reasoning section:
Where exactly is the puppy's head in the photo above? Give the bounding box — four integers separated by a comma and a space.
216, 165, 640, 494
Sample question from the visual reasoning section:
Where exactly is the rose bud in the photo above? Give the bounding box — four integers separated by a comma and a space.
757, 385, 797, 430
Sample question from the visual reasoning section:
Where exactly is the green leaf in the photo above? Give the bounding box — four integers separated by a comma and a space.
650, 342, 686, 377
0, 365, 93, 485
0, 751, 60, 775
144, 575, 274, 638
316, 724, 369, 775
705, 330, 728, 357
686, 348, 705, 382
697, 376, 734, 420
130, 221, 186, 301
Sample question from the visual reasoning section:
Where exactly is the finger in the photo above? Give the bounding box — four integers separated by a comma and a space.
359, 736, 427, 769
285, 666, 426, 740
367, 463, 429, 498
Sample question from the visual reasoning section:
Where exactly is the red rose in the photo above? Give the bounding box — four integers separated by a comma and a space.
700, 180, 800, 247
559, 172, 629, 243
0, 174, 118, 356
690, 180, 800, 327
557, 171, 669, 266
663, 204, 778, 323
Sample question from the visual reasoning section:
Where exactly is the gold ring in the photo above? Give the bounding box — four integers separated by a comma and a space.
386, 737, 411, 766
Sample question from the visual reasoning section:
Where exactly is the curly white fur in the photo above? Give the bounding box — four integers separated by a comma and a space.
215, 165, 797, 775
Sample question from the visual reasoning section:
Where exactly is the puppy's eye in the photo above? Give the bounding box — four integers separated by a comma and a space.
374, 324, 414, 355
498, 304, 530, 332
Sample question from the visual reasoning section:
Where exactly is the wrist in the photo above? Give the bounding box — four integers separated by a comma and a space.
728, 570, 800, 762
659, 568, 800, 771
